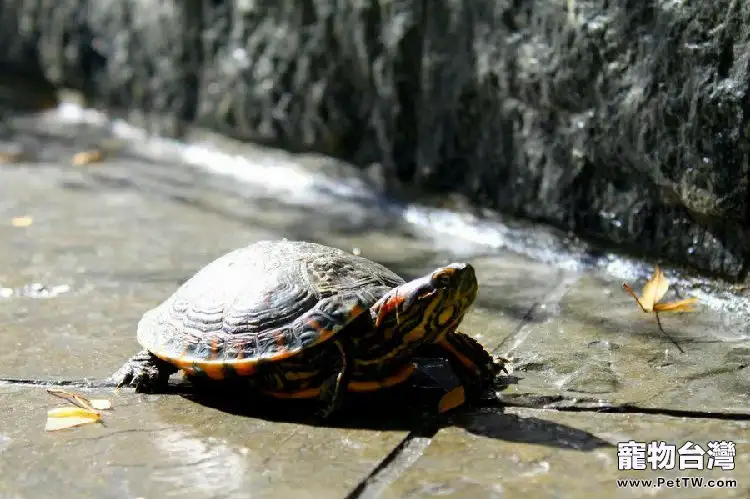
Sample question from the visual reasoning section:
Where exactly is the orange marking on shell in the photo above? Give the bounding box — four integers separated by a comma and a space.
348, 363, 416, 392
198, 363, 226, 380
232, 361, 258, 376
263, 387, 322, 399
210, 338, 220, 360
316, 329, 334, 343
268, 330, 298, 360
307, 319, 337, 345
166, 356, 195, 374
268, 346, 297, 361
274, 330, 287, 347
308, 320, 321, 334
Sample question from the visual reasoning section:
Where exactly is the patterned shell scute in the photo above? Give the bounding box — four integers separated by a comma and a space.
137, 240, 405, 364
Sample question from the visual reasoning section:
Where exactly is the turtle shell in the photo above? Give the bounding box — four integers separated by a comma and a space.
137, 240, 405, 380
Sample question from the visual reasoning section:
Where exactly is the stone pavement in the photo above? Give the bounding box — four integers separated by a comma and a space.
0, 111, 748, 499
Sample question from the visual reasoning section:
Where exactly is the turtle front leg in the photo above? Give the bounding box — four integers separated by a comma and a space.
316, 339, 352, 419
432, 331, 507, 413
109, 349, 178, 393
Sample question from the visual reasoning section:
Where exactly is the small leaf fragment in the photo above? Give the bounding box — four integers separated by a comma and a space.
44, 388, 112, 432
11, 216, 33, 227
0, 150, 25, 164
622, 266, 699, 354
47, 388, 97, 411
45, 407, 101, 432
653, 297, 698, 313
639, 265, 669, 312
47, 407, 99, 418
623, 266, 697, 315
72, 149, 105, 165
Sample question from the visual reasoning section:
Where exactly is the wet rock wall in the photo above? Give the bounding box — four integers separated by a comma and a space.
0, 0, 748, 280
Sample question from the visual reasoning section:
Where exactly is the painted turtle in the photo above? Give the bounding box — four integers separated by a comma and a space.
110, 240, 505, 417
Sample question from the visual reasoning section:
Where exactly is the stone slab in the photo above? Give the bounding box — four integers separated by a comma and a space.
497, 272, 750, 414
379, 407, 749, 499
0, 386, 408, 499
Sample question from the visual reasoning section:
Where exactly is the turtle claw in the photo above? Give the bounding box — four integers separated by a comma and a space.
491, 355, 510, 377
109, 349, 175, 393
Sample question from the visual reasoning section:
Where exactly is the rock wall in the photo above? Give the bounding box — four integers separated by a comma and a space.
1, 0, 747, 280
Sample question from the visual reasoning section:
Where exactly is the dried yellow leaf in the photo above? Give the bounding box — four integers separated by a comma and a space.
638, 266, 669, 312
0, 151, 24, 164
655, 297, 698, 312
623, 266, 698, 314
45, 407, 101, 432
47, 407, 99, 418
47, 388, 94, 411
622, 266, 699, 354
11, 216, 33, 227
47, 388, 112, 412
72, 149, 104, 165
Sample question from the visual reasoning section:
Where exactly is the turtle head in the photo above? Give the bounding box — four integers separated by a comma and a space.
374, 263, 478, 343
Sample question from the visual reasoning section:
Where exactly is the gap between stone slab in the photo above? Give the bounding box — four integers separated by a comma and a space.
498, 394, 750, 421
345, 270, 580, 499
341, 398, 750, 499
344, 426, 438, 499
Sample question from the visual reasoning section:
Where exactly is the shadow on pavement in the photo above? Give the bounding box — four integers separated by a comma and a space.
451, 407, 614, 451
178, 369, 611, 452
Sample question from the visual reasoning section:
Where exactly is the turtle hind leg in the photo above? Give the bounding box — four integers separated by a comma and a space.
315, 339, 352, 420
109, 349, 178, 393
430, 331, 507, 413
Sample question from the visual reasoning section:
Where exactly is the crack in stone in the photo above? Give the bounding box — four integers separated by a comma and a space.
344, 425, 438, 499
497, 393, 750, 421
0, 378, 192, 394
0, 378, 116, 389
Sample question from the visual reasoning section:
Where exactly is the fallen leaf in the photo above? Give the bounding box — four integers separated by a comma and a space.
45, 407, 101, 432
638, 266, 669, 312
47, 388, 112, 411
72, 149, 105, 166
653, 298, 698, 312
11, 216, 33, 227
47, 407, 99, 418
622, 266, 698, 314
47, 388, 96, 411
0, 151, 24, 164
622, 266, 699, 354
45, 388, 112, 431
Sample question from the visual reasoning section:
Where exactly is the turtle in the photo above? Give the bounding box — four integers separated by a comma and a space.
110, 240, 505, 417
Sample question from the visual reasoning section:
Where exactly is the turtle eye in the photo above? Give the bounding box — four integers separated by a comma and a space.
431, 269, 453, 288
